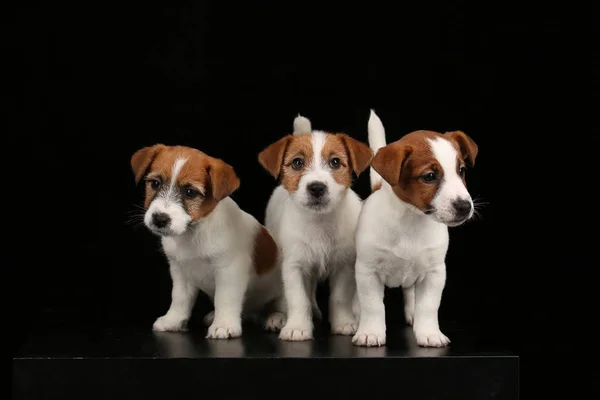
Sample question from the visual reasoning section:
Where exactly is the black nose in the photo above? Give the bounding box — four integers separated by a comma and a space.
307, 182, 327, 198
452, 199, 472, 218
152, 212, 171, 228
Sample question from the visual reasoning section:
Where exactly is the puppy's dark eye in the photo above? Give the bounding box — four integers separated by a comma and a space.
292, 158, 304, 170
149, 179, 161, 190
421, 172, 437, 183
184, 188, 200, 199
458, 166, 466, 176
329, 157, 341, 169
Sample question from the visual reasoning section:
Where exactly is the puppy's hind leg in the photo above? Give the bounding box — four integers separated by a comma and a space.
403, 286, 415, 326
306, 273, 322, 320
264, 296, 287, 332
329, 266, 358, 336
203, 310, 215, 327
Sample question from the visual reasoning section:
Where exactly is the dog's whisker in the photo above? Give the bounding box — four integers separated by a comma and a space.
125, 214, 146, 226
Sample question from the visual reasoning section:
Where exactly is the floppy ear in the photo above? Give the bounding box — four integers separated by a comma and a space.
339, 134, 374, 175
130, 144, 166, 184
207, 158, 240, 201
258, 135, 292, 179
370, 142, 412, 186
445, 130, 478, 167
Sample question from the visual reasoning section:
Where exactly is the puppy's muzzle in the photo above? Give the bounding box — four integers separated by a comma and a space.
307, 181, 327, 199
152, 212, 171, 229
452, 199, 472, 220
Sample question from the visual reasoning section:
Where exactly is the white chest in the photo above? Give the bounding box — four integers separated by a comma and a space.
282, 220, 356, 278
161, 237, 219, 298
378, 231, 448, 289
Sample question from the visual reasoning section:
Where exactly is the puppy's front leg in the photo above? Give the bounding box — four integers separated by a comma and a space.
153, 261, 199, 332
352, 260, 386, 346
206, 258, 251, 339
279, 261, 313, 341
329, 265, 358, 335
413, 266, 450, 347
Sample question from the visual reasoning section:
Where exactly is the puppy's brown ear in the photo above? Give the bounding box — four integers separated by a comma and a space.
131, 144, 166, 184
258, 136, 292, 179
445, 130, 478, 167
208, 158, 240, 201
339, 134, 374, 175
370, 142, 412, 186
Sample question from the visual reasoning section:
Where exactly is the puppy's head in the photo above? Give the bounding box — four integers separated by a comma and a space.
371, 130, 478, 226
259, 130, 373, 214
130, 144, 240, 236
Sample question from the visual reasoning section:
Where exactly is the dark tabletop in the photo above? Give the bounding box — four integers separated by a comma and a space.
15, 320, 514, 359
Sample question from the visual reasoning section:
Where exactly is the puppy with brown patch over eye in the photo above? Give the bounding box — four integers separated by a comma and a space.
352, 110, 480, 348
258, 115, 374, 341
130, 145, 285, 339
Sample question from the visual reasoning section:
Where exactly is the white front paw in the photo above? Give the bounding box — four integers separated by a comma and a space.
331, 316, 358, 335
414, 328, 450, 347
352, 330, 386, 347
206, 320, 242, 339
264, 312, 286, 332
279, 322, 313, 341
152, 314, 188, 332
352, 321, 386, 346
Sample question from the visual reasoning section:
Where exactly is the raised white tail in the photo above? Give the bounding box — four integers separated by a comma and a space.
293, 114, 312, 134
368, 109, 387, 191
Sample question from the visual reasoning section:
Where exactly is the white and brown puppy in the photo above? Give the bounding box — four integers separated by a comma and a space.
258, 115, 373, 341
352, 110, 479, 348
131, 144, 285, 339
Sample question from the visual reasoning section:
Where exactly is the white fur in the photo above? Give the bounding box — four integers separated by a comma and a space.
428, 137, 474, 225
367, 109, 386, 191
265, 124, 363, 341
145, 158, 192, 235
144, 158, 284, 338
352, 110, 474, 348
285, 131, 350, 215
293, 114, 312, 134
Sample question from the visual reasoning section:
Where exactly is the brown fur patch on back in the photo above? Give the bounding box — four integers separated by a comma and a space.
372, 182, 382, 192
253, 226, 278, 275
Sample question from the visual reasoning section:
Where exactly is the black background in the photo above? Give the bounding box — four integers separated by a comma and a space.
8, 2, 585, 357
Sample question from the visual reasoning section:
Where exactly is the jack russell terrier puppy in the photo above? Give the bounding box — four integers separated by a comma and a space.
352, 110, 479, 347
131, 144, 285, 339
258, 115, 374, 341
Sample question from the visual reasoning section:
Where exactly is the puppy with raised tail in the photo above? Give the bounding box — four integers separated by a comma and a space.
258, 115, 374, 341
352, 110, 479, 347
131, 144, 285, 339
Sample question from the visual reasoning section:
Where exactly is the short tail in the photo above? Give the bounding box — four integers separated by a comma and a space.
293, 114, 312, 134
368, 109, 387, 192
